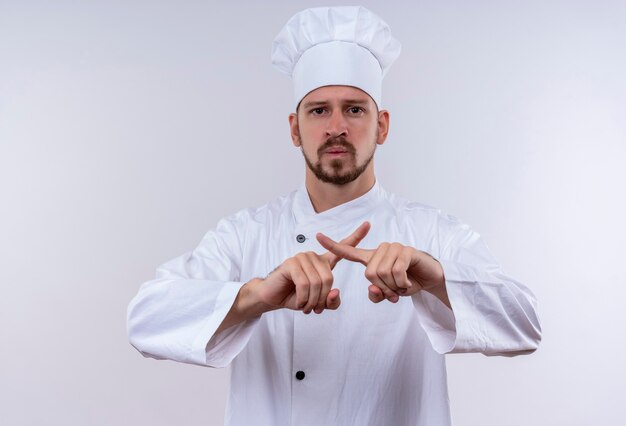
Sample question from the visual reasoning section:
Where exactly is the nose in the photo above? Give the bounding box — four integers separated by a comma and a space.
325, 109, 348, 138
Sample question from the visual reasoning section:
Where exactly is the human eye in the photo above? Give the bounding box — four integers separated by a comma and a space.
309, 107, 327, 116
348, 106, 365, 115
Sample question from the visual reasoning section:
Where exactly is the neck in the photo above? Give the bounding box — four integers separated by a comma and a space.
304, 165, 376, 213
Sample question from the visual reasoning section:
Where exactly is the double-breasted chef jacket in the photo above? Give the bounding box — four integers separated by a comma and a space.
127, 180, 541, 426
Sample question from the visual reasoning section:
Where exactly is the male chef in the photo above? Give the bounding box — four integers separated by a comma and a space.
127, 6, 541, 426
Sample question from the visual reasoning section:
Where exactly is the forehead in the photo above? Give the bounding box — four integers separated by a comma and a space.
300, 85, 373, 106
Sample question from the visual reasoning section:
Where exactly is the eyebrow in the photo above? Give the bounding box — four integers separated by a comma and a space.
301, 99, 370, 109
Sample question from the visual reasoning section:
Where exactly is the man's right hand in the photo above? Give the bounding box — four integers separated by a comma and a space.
252, 221, 371, 314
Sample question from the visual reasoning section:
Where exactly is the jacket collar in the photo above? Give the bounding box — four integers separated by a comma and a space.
292, 180, 384, 229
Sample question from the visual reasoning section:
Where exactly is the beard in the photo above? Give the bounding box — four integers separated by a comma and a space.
300, 133, 376, 185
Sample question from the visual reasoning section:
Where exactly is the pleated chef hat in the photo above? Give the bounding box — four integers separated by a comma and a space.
271, 6, 401, 110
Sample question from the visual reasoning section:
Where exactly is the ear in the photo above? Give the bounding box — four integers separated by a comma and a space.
288, 113, 301, 147
376, 110, 390, 146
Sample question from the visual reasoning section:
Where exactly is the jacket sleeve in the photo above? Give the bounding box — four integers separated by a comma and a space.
126, 212, 260, 368
411, 211, 542, 356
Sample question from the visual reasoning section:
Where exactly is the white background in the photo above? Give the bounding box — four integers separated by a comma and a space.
1, 1, 625, 425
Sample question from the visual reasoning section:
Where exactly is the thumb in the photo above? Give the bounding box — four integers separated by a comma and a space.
368, 285, 385, 304
326, 288, 341, 310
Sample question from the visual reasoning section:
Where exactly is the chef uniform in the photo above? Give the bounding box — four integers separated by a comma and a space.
127, 6, 541, 426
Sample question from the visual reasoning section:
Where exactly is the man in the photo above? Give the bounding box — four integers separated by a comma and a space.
127, 6, 541, 426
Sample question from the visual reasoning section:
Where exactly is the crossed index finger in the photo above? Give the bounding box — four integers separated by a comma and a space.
317, 232, 372, 266
321, 221, 371, 269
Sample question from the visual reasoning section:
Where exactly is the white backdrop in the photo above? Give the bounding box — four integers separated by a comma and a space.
1, 1, 625, 425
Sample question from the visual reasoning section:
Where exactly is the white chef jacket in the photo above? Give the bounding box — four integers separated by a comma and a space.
127, 180, 541, 426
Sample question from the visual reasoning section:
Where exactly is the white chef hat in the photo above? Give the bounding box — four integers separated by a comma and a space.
271, 6, 401, 110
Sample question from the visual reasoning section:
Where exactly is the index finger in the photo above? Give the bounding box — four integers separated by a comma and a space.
317, 233, 371, 265
320, 221, 370, 268
338, 221, 370, 247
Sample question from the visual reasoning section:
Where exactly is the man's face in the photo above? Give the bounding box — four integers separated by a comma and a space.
289, 85, 387, 186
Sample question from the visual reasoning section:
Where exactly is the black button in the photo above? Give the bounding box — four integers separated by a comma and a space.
295, 370, 305, 380
296, 234, 306, 243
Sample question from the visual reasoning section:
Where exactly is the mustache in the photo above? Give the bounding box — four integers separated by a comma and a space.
317, 136, 356, 155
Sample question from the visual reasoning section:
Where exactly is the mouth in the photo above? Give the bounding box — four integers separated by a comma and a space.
323, 146, 350, 155
323, 151, 349, 159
